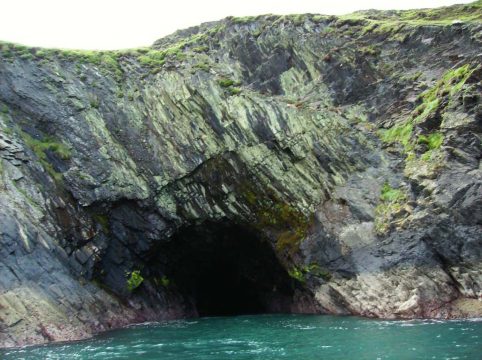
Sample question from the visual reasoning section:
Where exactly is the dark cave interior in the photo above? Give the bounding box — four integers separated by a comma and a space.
162, 222, 299, 317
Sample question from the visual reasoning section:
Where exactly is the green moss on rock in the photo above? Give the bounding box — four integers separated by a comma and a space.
375, 183, 408, 234
126, 270, 144, 292
20, 131, 71, 182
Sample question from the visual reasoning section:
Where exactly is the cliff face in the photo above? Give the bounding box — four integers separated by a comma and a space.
0, 1, 481, 348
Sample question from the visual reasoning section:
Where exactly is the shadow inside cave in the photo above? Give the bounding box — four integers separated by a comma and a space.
159, 222, 300, 317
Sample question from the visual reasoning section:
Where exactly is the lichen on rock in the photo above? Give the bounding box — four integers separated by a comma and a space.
0, 0, 481, 348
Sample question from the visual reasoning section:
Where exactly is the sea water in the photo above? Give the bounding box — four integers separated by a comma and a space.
2, 314, 481, 359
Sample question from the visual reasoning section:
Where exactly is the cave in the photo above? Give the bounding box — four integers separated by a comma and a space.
160, 222, 300, 317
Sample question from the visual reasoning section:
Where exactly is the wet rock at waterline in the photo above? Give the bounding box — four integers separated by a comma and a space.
1, 1, 482, 348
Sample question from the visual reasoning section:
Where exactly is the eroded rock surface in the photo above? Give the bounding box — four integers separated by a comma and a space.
0, 1, 481, 348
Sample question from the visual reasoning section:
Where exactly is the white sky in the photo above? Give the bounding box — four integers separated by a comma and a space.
0, 0, 474, 50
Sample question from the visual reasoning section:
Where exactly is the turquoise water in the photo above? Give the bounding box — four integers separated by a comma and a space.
2, 315, 481, 359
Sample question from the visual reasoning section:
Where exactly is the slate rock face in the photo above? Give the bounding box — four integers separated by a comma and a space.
0, 1, 481, 348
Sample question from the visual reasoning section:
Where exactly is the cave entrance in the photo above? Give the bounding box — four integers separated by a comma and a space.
162, 222, 299, 317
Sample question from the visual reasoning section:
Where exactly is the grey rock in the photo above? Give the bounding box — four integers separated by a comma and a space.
0, 4, 481, 349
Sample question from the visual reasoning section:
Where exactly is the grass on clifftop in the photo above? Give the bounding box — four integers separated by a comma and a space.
349, 0, 482, 25
0, 1, 479, 63
0, 27, 214, 76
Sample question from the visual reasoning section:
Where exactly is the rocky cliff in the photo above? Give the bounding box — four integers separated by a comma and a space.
0, 1, 481, 348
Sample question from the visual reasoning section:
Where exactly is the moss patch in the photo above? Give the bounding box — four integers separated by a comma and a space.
20, 131, 71, 182
379, 64, 476, 157
92, 213, 110, 234
288, 264, 331, 283
126, 270, 144, 292
375, 183, 408, 234
218, 78, 242, 96
241, 184, 312, 255
418, 132, 443, 151
379, 122, 413, 148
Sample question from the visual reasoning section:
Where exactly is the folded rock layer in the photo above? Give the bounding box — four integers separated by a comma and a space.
0, 1, 481, 347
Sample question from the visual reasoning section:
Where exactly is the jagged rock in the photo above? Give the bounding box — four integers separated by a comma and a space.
0, 1, 481, 348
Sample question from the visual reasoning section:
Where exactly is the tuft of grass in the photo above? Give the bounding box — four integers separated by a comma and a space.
379, 64, 476, 156
231, 16, 257, 24
126, 270, 144, 292
288, 267, 305, 282
89, 94, 100, 109
20, 131, 71, 182
218, 78, 242, 95
227, 87, 242, 96
375, 182, 407, 234
193, 62, 211, 72
218, 78, 236, 87
349, 1, 482, 28
288, 264, 331, 283
380, 182, 406, 203
21, 132, 71, 160
379, 122, 413, 148
192, 45, 209, 53
138, 50, 166, 68
359, 45, 379, 56
418, 132, 443, 150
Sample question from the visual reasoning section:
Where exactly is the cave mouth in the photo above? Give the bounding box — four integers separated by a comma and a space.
162, 221, 298, 317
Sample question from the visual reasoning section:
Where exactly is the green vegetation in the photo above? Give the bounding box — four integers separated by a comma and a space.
287, 14, 305, 26
135, 32, 211, 71
92, 213, 110, 234
89, 94, 100, 109
218, 78, 242, 96
152, 275, 170, 288
351, 0, 482, 30
20, 131, 71, 182
240, 181, 311, 255
337, 1, 482, 43
411, 64, 475, 125
394, 1, 482, 24
126, 270, 144, 291
418, 132, 443, 151
160, 276, 170, 287
379, 64, 476, 161
375, 183, 407, 234
380, 182, 406, 203
218, 78, 236, 87
256, 201, 310, 254
21, 132, 71, 160
312, 15, 327, 22
288, 264, 331, 283
13, 183, 41, 210
418, 132, 444, 161
227, 87, 242, 96
288, 267, 305, 282
192, 45, 209, 53
193, 62, 211, 72
231, 16, 257, 24
379, 122, 413, 149
359, 45, 379, 56
0, 42, 124, 80
137, 50, 166, 67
